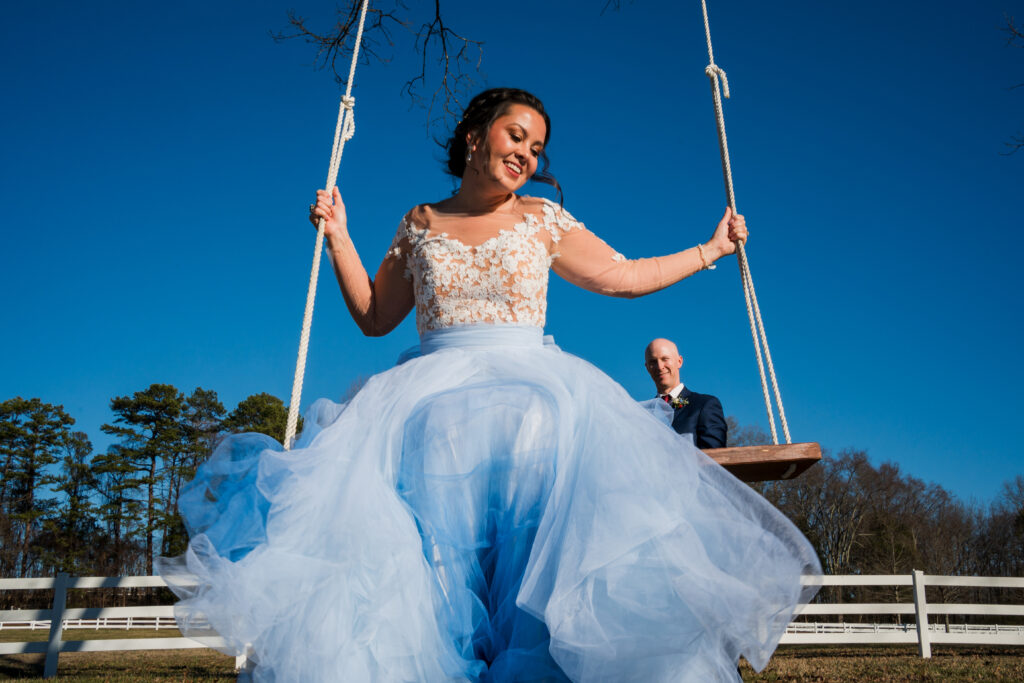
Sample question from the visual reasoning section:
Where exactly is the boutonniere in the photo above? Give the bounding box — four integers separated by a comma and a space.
669, 396, 689, 410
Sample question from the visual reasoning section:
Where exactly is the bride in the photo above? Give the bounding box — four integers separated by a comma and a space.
159, 87, 820, 682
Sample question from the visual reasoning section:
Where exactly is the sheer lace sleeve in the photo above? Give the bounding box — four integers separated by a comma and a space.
546, 202, 705, 298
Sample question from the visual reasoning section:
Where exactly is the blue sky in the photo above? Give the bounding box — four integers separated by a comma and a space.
2, 0, 1022, 505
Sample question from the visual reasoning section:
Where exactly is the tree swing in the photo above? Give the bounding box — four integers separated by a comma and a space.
282, 0, 821, 483
695, 0, 820, 481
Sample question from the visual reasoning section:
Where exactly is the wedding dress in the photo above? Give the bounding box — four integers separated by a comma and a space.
158, 196, 820, 682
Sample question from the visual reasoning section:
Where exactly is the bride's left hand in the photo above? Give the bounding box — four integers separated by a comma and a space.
706, 207, 748, 259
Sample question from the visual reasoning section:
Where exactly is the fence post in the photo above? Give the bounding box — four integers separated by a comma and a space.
236, 642, 256, 680
43, 572, 69, 678
912, 569, 931, 658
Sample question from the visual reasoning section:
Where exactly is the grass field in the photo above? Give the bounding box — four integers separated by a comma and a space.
742, 645, 1024, 682
0, 629, 234, 681
2, 630, 1023, 681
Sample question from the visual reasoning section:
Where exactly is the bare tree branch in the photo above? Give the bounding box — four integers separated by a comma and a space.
601, 0, 634, 15
272, 3, 406, 85
1004, 132, 1024, 156
273, 1, 482, 131
1003, 14, 1023, 46
402, 0, 483, 128
1001, 15, 1024, 155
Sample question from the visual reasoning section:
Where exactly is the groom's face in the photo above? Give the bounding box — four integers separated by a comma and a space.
645, 340, 683, 393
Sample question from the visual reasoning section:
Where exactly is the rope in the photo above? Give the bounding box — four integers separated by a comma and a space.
284, 0, 371, 450
699, 0, 791, 445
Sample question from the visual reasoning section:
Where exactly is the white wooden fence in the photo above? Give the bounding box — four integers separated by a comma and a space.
0, 615, 178, 631
0, 573, 241, 678
1, 570, 1022, 677
781, 570, 1024, 656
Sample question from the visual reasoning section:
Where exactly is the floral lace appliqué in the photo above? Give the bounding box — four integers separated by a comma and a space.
388, 201, 541, 333
389, 199, 626, 333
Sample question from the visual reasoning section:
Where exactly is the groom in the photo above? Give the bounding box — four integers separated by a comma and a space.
644, 338, 727, 450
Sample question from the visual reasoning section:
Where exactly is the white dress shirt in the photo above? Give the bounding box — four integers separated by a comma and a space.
659, 383, 685, 400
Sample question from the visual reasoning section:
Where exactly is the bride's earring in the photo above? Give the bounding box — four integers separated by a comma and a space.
466, 148, 473, 164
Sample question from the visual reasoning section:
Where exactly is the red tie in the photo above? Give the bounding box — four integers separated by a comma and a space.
660, 395, 672, 404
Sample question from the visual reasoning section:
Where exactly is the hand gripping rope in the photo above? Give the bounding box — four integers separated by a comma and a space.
284, 0, 371, 450
700, 0, 791, 445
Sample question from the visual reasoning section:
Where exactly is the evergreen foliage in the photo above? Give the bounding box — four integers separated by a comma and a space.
0, 386, 295, 579
0, 398, 74, 576
222, 392, 295, 443
1, 390, 1022, 616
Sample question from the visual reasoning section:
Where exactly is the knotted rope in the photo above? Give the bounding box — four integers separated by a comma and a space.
700, 0, 791, 445
284, 0, 371, 450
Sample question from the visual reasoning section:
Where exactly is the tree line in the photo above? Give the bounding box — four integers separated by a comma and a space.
1, 394, 1021, 603
729, 419, 1024, 616
0, 388, 294, 580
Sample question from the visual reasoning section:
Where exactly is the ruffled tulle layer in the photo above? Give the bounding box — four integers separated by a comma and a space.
158, 325, 819, 682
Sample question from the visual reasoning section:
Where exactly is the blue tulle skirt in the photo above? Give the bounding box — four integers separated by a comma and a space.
158, 324, 820, 682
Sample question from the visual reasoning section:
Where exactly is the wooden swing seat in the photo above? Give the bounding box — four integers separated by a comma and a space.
703, 442, 821, 482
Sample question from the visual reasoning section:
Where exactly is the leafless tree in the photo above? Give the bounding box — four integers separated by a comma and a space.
1002, 474, 1024, 520
1002, 14, 1024, 154
724, 416, 771, 448
855, 464, 970, 617
341, 374, 371, 403
275, 2, 627, 130
988, 475, 1024, 575
601, 1, 634, 13
273, 1, 483, 127
759, 450, 875, 605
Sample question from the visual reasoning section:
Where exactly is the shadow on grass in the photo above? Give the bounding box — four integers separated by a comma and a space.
0, 650, 236, 682
0, 653, 42, 679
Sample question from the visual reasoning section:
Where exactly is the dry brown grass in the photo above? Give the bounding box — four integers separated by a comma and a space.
0, 649, 234, 682
743, 645, 1024, 682
0, 629, 235, 681
0, 629, 186, 643
0, 635, 1022, 681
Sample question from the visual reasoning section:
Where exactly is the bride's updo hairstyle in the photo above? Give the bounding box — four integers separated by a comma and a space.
446, 87, 562, 199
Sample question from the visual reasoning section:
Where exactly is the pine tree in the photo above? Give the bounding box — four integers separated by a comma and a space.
0, 398, 75, 576
101, 384, 188, 575
39, 431, 101, 575
161, 388, 225, 556
222, 392, 296, 444
91, 443, 146, 575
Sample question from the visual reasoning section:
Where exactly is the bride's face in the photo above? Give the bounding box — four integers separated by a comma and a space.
469, 104, 547, 193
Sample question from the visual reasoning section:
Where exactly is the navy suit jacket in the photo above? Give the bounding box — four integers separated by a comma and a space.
669, 387, 727, 450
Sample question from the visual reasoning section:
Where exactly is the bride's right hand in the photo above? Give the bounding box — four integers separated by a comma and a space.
309, 186, 348, 241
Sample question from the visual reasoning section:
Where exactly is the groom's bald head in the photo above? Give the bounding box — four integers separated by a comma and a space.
645, 338, 683, 395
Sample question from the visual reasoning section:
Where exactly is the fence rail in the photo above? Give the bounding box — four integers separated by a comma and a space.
1, 570, 1022, 677
0, 616, 178, 631
0, 573, 236, 677
780, 570, 1024, 655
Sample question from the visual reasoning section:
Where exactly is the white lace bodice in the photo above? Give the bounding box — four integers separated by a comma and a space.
387, 197, 625, 334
